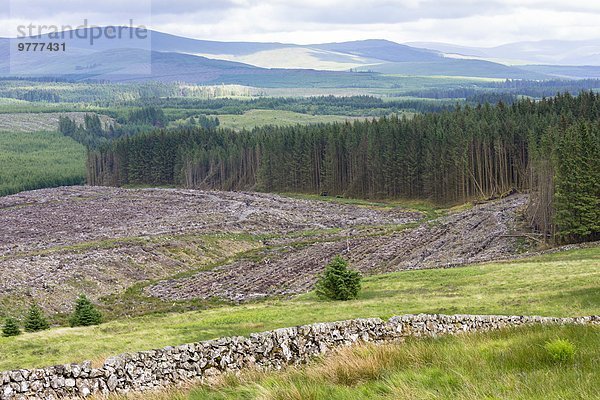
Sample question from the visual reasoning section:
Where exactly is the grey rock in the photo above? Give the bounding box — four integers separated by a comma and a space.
106, 374, 118, 391
0, 314, 597, 398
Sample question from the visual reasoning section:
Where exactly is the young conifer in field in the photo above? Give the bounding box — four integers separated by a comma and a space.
2, 317, 21, 337
69, 294, 103, 327
24, 304, 50, 332
315, 255, 361, 301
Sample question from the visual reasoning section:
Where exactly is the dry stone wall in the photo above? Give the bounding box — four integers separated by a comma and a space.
2, 314, 598, 399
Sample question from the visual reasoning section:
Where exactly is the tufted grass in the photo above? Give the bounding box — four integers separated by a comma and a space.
168, 324, 599, 400
0, 247, 598, 371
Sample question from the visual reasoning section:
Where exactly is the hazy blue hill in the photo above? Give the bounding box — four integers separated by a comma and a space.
312, 39, 441, 62
356, 59, 548, 79
407, 39, 600, 66
14, 49, 266, 82
406, 42, 489, 57
21, 47, 387, 87
5, 29, 600, 84
147, 50, 264, 83
146, 52, 393, 87
0, 38, 8, 74
12, 28, 292, 56
520, 65, 600, 79
489, 39, 600, 65
149, 30, 292, 56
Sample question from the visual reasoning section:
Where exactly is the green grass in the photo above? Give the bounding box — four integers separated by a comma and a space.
178, 324, 599, 400
279, 192, 442, 217
0, 130, 86, 196
0, 248, 597, 371
216, 110, 365, 130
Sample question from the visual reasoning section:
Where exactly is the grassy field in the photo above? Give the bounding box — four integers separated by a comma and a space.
216, 110, 366, 130
0, 130, 86, 196
0, 247, 597, 371
279, 192, 444, 217
137, 324, 598, 400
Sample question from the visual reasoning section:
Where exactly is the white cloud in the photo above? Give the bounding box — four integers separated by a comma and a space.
1, 0, 599, 45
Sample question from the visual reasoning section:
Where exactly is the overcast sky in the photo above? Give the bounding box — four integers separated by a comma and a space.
2, 0, 599, 46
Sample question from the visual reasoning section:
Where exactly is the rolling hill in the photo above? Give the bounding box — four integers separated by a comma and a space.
409, 39, 600, 66
1, 29, 600, 84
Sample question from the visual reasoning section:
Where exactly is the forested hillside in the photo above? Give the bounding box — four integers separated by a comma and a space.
0, 131, 86, 196
88, 92, 599, 243
1, 78, 599, 107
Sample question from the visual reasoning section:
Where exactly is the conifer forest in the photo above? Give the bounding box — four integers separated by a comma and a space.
88, 92, 600, 243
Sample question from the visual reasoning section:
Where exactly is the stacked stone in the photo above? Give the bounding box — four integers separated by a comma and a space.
2, 314, 597, 399
1, 362, 102, 400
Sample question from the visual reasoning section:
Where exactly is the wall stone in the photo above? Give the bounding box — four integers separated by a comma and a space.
1, 314, 597, 399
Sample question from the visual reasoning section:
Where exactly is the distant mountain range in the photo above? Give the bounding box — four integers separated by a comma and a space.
407, 39, 600, 66
0, 29, 599, 85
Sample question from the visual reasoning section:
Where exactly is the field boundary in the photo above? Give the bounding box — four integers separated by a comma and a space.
1, 313, 597, 399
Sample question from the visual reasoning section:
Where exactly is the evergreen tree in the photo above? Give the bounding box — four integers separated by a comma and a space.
69, 295, 103, 327
2, 317, 21, 337
315, 256, 361, 301
84, 114, 103, 136
58, 116, 77, 137
554, 122, 600, 243
86, 91, 600, 244
23, 304, 49, 332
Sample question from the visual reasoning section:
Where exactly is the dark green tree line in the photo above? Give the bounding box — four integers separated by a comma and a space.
88, 92, 600, 243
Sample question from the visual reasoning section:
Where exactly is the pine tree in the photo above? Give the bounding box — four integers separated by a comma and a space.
315, 255, 361, 301
24, 304, 49, 332
86, 92, 600, 244
554, 121, 600, 243
69, 295, 103, 327
2, 317, 21, 337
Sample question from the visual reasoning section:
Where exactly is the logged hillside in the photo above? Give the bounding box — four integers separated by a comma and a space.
0, 244, 597, 371
89, 92, 600, 243
0, 186, 544, 316
0, 186, 419, 313
0, 112, 113, 133
147, 195, 527, 302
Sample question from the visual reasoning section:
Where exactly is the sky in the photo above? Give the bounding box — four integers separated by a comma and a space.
1, 0, 600, 46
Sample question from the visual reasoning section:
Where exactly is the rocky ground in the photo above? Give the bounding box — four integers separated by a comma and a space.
0, 186, 418, 256
0, 186, 420, 313
1, 185, 549, 314
147, 195, 529, 302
